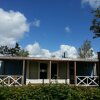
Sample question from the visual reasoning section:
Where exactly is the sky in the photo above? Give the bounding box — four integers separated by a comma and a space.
0, 0, 100, 58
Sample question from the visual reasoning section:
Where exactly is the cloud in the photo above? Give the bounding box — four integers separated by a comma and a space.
52, 45, 78, 58
25, 42, 51, 57
25, 42, 78, 58
92, 52, 97, 58
65, 27, 71, 33
0, 8, 29, 46
32, 19, 40, 27
82, 0, 100, 8
89, 48, 98, 59
25, 42, 97, 59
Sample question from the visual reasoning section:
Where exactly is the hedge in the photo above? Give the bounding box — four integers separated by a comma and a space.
0, 84, 100, 100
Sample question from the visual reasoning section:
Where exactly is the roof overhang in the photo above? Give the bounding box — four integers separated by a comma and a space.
0, 56, 98, 62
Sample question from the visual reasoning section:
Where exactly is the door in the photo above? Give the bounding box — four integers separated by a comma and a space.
51, 63, 57, 79
69, 62, 74, 84
40, 63, 47, 79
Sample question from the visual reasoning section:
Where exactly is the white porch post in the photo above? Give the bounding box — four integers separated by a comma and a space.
67, 61, 70, 84
48, 60, 51, 83
93, 63, 97, 76
22, 60, 25, 85
74, 61, 76, 85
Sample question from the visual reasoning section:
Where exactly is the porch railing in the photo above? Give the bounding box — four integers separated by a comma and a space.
0, 75, 23, 86
26, 79, 68, 84
76, 76, 99, 86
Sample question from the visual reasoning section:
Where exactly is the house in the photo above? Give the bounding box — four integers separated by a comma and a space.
0, 55, 99, 86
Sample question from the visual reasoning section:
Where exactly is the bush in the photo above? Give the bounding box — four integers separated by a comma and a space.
0, 84, 100, 100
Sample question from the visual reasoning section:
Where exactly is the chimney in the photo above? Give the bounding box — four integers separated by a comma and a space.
64, 52, 66, 58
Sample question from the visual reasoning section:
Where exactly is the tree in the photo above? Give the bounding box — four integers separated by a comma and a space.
90, 7, 100, 38
0, 46, 10, 55
0, 43, 29, 57
17, 49, 29, 57
78, 40, 93, 58
10, 43, 20, 56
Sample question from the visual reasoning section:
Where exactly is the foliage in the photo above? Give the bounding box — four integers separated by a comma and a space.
0, 43, 29, 57
10, 43, 21, 56
90, 7, 100, 38
78, 40, 93, 58
0, 84, 100, 100
17, 49, 29, 57
0, 46, 10, 56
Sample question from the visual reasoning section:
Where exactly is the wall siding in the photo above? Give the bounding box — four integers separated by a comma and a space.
29, 61, 38, 79
58, 62, 67, 79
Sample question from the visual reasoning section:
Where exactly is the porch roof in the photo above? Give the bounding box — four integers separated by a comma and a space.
0, 56, 98, 62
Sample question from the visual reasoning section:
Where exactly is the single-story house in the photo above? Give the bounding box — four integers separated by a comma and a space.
0, 55, 99, 86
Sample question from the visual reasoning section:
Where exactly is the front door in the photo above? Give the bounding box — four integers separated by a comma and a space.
69, 62, 74, 84
40, 63, 47, 79
51, 63, 57, 79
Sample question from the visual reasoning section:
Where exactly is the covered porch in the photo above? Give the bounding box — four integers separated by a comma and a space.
0, 57, 99, 86
76, 61, 99, 86
26, 59, 99, 86
26, 60, 70, 84
0, 58, 25, 86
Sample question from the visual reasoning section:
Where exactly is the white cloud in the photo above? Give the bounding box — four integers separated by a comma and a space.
52, 45, 78, 58
33, 19, 40, 27
82, 0, 100, 8
25, 42, 78, 58
65, 27, 71, 33
0, 8, 29, 46
25, 42, 98, 59
25, 42, 51, 57
89, 48, 98, 59
93, 52, 97, 58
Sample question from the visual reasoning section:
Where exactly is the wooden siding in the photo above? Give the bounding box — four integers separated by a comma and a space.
58, 62, 67, 79
29, 61, 38, 79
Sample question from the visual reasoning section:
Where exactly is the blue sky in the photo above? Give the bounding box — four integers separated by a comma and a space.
0, 0, 100, 58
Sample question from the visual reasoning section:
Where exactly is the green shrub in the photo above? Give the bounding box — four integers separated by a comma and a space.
0, 84, 100, 100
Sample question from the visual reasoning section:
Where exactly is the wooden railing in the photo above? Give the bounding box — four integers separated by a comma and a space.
0, 75, 23, 86
76, 76, 99, 86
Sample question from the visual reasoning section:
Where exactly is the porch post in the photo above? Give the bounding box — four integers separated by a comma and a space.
48, 60, 51, 83
26, 60, 29, 79
22, 60, 25, 85
74, 61, 76, 85
93, 63, 97, 76
67, 61, 70, 84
